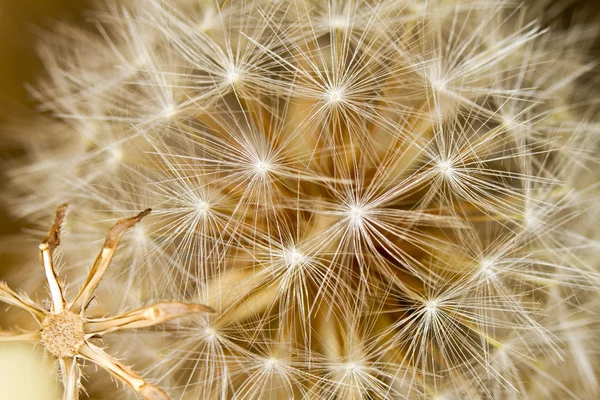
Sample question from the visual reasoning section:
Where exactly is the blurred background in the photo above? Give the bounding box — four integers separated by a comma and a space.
0, 3, 89, 399
0, 0, 90, 234
0, 0, 88, 109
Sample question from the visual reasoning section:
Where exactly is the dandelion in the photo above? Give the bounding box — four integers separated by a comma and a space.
1, 0, 599, 399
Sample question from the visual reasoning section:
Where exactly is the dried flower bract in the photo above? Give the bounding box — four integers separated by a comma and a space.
0, 205, 214, 400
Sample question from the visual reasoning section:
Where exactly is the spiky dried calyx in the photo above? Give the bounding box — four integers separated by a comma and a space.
0, 205, 214, 400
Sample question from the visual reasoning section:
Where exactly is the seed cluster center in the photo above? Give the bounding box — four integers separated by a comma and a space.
40, 310, 85, 358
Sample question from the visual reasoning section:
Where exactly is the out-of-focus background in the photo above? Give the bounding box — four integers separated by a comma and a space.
0, 3, 89, 399
0, 0, 89, 235
0, 0, 88, 108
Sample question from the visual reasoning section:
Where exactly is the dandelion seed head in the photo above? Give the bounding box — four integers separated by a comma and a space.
344, 362, 361, 373
195, 200, 210, 215
425, 300, 438, 313
3, 1, 600, 398
329, 15, 349, 30
437, 160, 455, 177
130, 53, 151, 70
524, 207, 541, 230
325, 86, 345, 105
480, 257, 496, 277
501, 114, 517, 128
161, 103, 178, 119
495, 343, 507, 357
254, 160, 272, 175
284, 247, 306, 268
204, 326, 218, 341
109, 146, 123, 163
347, 205, 365, 225
431, 77, 447, 92
264, 357, 280, 370
226, 68, 242, 85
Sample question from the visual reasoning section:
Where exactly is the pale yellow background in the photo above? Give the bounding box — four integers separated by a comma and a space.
0, 344, 60, 400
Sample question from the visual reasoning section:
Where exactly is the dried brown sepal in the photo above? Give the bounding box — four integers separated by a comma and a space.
41, 203, 69, 250
39, 203, 69, 312
137, 384, 171, 400
86, 301, 215, 336
59, 357, 82, 400
0, 281, 46, 319
70, 208, 152, 313
0, 330, 40, 342
79, 343, 169, 400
